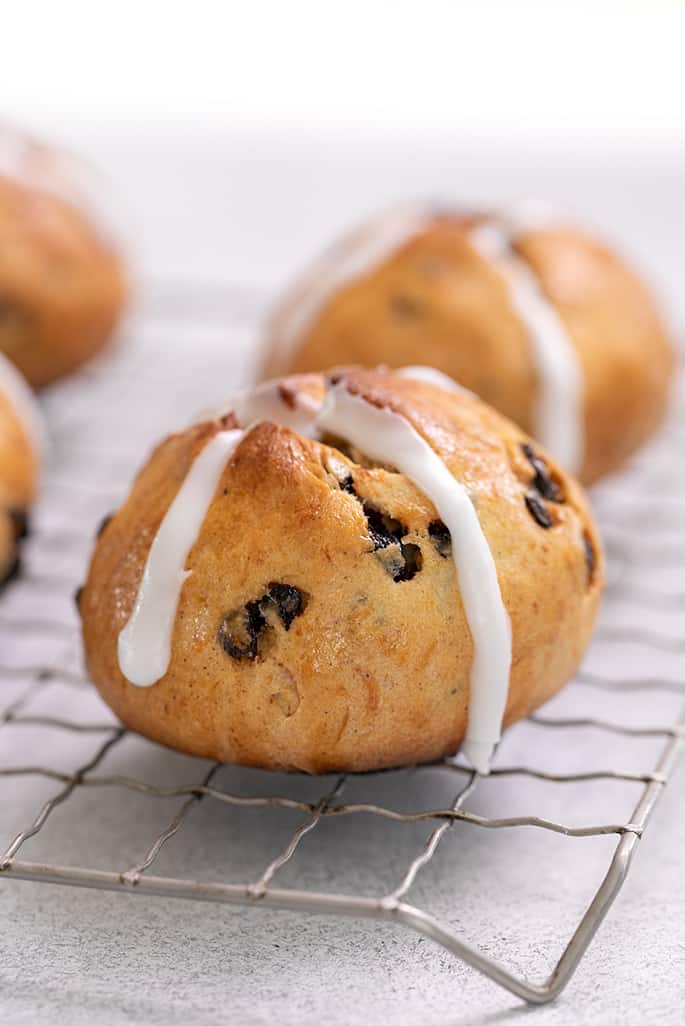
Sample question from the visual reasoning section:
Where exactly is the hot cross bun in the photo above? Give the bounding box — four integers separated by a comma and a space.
259, 206, 674, 483
0, 127, 126, 387
80, 368, 602, 773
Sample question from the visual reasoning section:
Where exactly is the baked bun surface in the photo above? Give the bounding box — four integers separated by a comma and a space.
0, 132, 126, 387
0, 354, 42, 583
260, 208, 674, 484
80, 367, 603, 773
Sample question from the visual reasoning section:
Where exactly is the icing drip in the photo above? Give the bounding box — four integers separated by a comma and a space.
470, 220, 583, 473
397, 365, 470, 395
118, 377, 512, 772
0, 351, 47, 468
317, 384, 511, 773
276, 205, 430, 359
118, 429, 243, 687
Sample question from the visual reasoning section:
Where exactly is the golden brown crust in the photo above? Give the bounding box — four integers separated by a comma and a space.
0, 509, 17, 584
259, 214, 674, 483
0, 385, 36, 583
81, 368, 603, 773
0, 176, 126, 388
514, 228, 673, 484
0, 386, 37, 512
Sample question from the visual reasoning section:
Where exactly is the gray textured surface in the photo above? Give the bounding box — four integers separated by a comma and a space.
1, 135, 684, 1024
0, 756, 684, 1026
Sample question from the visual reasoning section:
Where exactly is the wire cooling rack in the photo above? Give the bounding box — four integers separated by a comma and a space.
0, 283, 683, 1006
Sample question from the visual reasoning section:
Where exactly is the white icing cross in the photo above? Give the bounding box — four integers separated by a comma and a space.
117, 429, 244, 687
470, 220, 583, 474
117, 374, 513, 773
271, 204, 584, 473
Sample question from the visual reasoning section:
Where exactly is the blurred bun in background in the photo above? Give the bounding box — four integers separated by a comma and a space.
260, 205, 674, 484
0, 125, 127, 388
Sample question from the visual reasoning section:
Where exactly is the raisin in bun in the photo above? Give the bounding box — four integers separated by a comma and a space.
259, 206, 674, 484
80, 368, 602, 774
0, 128, 126, 387
0, 353, 44, 583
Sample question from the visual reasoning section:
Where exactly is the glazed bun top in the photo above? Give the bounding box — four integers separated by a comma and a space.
98, 366, 601, 774
259, 205, 674, 484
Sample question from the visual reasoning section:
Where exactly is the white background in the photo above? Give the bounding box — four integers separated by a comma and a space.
3, 1, 685, 147
2, 2, 684, 330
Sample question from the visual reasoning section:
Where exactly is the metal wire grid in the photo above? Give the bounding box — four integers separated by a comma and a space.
0, 285, 683, 1006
